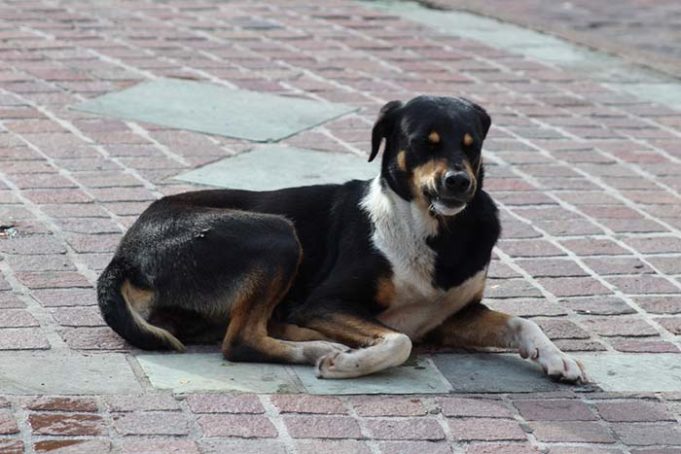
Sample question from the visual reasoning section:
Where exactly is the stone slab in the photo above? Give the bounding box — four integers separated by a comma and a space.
574, 353, 681, 393
0, 352, 141, 394
136, 353, 302, 394
292, 356, 452, 395
72, 78, 356, 142
433, 353, 565, 393
174, 144, 379, 191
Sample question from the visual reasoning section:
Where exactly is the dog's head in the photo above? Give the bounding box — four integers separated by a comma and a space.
369, 96, 491, 217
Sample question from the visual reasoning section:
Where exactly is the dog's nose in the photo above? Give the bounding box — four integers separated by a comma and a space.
443, 171, 471, 193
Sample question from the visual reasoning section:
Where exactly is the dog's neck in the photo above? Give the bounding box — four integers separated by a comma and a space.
361, 176, 440, 239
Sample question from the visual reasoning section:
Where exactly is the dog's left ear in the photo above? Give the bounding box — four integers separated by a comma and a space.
369, 100, 403, 162
464, 98, 491, 140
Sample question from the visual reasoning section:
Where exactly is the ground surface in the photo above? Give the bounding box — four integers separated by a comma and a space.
0, 0, 680, 453
421, 0, 681, 78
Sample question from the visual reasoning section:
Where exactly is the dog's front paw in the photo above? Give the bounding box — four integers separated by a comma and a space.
523, 345, 587, 383
314, 350, 361, 379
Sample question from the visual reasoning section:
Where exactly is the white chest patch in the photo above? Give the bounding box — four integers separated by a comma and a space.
360, 177, 487, 340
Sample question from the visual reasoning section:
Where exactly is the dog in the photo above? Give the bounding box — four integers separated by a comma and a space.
97, 96, 586, 382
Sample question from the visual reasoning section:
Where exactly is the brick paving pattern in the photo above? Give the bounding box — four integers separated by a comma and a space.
0, 0, 678, 452
421, 0, 681, 78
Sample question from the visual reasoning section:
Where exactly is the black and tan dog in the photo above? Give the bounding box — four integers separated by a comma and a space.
98, 96, 585, 382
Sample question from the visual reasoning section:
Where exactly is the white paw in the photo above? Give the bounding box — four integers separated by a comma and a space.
522, 344, 587, 383
315, 350, 362, 379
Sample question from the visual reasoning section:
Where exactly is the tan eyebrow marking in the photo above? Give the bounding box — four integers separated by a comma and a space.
396, 150, 407, 171
428, 131, 440, 144
463, 133, 474, 146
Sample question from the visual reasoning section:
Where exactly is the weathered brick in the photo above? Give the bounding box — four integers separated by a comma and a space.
513, 399, 596, 421
27, 396, 98, 412
449, 418, 527, 441
530, 421, 615, 443
612, 423, 681, 445
186, 394, 264, 414
271, 395, 345, 415
350, 396, 426, 417
0, 411, 19, 435
119, 440, 199, 454
198, 414, 278, 438
284, 415, 361, 439
596, 400, 674, 422
113, 411, 189, 435
29, 413, 104, 436
106, 393, 179, 412
438, 397, 513, 418
34, 439, 111, 453
365, 418, 444, 441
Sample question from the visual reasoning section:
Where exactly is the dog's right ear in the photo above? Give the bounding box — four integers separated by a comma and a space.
369, 100, 403, 162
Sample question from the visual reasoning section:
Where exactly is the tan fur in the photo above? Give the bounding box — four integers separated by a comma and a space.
269, 321, 332, 342
431, 303, 513, 348
463, 133, 474, 146
120, 280, 186, 352
412, 159, 448, 201
396, 150, 407, 171
375, 277, 396, 309
428, 131, 440, 144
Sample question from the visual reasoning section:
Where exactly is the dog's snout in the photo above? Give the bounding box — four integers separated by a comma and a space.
443, 171, 471, 193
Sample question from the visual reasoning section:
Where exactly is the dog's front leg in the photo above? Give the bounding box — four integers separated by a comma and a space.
297, 313, 412, 379
429, 303, 587, 383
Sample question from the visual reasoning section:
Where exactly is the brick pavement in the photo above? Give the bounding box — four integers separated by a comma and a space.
0, 0, 679, 452
420, 0, 681, 78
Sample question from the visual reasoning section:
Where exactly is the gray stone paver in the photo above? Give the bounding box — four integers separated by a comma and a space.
0, 0, 679, 452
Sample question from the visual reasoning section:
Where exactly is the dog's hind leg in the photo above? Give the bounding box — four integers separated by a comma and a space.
297, 314, 412, 378
221, 235, 349, 366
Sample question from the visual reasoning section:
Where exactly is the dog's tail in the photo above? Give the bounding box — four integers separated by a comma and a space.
97, 259, 185, 352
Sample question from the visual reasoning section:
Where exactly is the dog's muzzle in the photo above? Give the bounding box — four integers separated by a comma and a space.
428, 171, 474, 217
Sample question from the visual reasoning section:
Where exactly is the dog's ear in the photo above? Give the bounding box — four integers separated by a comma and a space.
461, 98, 491, 140
369, 100, 403, 162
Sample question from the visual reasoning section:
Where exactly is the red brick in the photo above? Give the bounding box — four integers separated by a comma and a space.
560, 238, 630, 256
284, 415, 361, 439
186, 394, 263, 414
657, 317, 681, 335
530, 421, 615, 443
34, 439, 111, 453
60, 327, 128, 350
581, 316, 658, 337
610, 338, 680, 353
27, 397, 98, 412
560, 297, 635, 315
15, 271, 91, 289
50, 307, 104, 327
29, 413, 104, 436
0, 440, 23, 454
537, 277, 611, 297
365, 418, 444, 441
0, 236, 65, 254
634, 296, 681, 314
32, 288, 96, 308
271, 395, 345, 415
0, 310, 38, 328
438, 397, 513, 418
607, 276, 679, 295
513, 399, 596, 421
199, 439, 286, 454
198, 414, 278, 438
0, 411, 19, 435
350, 396, 426, 417
448, 418, 527, 441
536, 319, 590, 339
113, 411, 189, 435
596, 401, 674, 422
515, 258, 587, 277
498, 240, 566, 258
